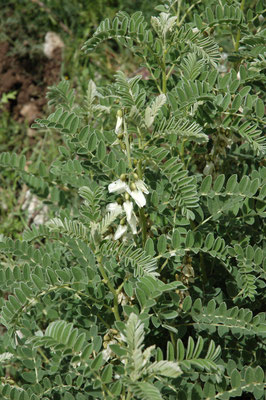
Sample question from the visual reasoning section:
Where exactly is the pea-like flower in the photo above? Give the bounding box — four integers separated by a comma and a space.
115, 110, 123, 135
106, 200, 138, 239
108, 179, 148, 208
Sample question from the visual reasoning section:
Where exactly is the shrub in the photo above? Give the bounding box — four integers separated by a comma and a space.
0, 1, 265, 399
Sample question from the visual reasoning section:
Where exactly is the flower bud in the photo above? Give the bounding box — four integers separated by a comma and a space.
120, 217, 126, 225
133, 173, 139, 180
130, 182, 136, 191
125, 192, 130, 201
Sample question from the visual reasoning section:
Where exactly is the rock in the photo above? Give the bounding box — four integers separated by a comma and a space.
27, 128, 36, 137
43, 32, 64, 59
20, 102, 39, 123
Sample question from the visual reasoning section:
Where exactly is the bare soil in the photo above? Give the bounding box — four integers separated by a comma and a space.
0, 41, 62, 124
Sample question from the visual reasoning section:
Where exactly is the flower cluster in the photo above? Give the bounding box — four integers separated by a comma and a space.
105, 110, 149, 240
107, 174, 149, 240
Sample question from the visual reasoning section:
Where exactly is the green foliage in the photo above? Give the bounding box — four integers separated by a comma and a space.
0, 1, 265, 399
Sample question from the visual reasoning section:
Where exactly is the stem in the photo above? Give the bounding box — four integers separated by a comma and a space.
37, 348, 49, 364
126, 391, 132, 400
139, 208, 147, 245
166, 63, 177, 80
136, 160, 147, 245
180, 139, 186, 165
177, 0, 201, 27
143, 56, 163, 94
162, 49, 167, 94
123, 119, 133, 170
159, 258, 169, 273
234, 0, 245, 52
176, 0, 182, 24
97, 256, 121, 321
170, 331, 176, 350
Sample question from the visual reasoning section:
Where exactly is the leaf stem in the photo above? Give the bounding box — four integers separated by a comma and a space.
234, 0, 245, 52
97, 255, 121, 321
177, 0, 201, 27
162, 49, 167, 94
136, 151, 147, 245
123, 118, 133, 170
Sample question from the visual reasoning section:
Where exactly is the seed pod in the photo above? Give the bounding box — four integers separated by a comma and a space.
117, 110, 123, 117
117, 133, 124, 139
133, 173, 138, 180
130, 182, 136, 191
120, 174, 127, 181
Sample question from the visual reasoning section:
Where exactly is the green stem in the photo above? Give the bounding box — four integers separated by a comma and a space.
166, 63, 177, 80
139, 208, 147, 245
124, 119, 133, 170
97, 256, 121, 321
126, 391, 132, 400
234, 0, 245, 52
162, 49, 167, 94
180, 139, 186, 165
159, 258, 169, 273
37, 348, 49, 364
177, 0, 201, 27
136, 160, 147, 245
170, 331, 176, 350
143, 56, 163, 94
176, 0, 182, 23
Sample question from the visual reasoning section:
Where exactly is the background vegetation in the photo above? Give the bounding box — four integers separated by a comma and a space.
0, 0, 265, 399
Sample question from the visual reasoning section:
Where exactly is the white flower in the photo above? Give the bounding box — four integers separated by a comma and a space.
114, 224, 128, 240
107, 200, 138, 239
115, 115, 123, 135
135, 180, 149, 194
106, 202, 123, 214
127, 187, 146, 207
221, 52, 228, 61
127, 179, 149, 207
123, 200, 133, 221
108, 179, 127, 194
108, 179, 149, 208
127, 211, 138, 234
